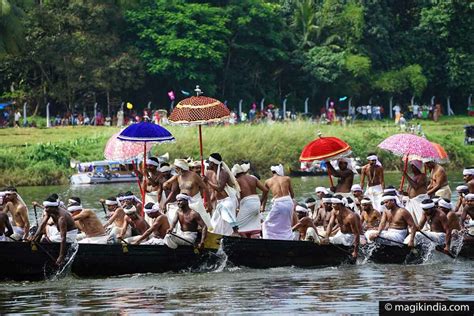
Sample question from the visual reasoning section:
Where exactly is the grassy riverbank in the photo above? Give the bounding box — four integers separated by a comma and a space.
0, 116, 473, 187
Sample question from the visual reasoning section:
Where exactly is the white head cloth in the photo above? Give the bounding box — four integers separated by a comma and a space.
351, 184, 363, 192
144, 203, 160, 214
67, 205, 83, 212
241, 163, 250, 173
176, 193, 192, 202
463, 169, 474, 176
270, 164, 284, 176
438, 199, 452, 210
333, 158, 357, 174
209, 156, 241, 196
146, 159, 159, 167
124, 206, 137, 215
231, 164, 245, 176
322, 198, 332, 203
367, 155, 382, 167
315, 187, 328, 194
105, 199, 118, 206
43, 200, 61, 207
4, 190, 27, 209
174, 159, 190, 171
361, 198, 372, 205
421, 201, 435, 209
456, 185, 468, 192
465, 194, 474, 201
411, 160, 423, 172
306, 202, 316, 208
331, 198, 343, 204
159, 165, 171, 173
295, 205, 309, 213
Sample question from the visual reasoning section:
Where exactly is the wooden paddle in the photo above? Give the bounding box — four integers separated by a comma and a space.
33, 205, 39, 227
169, 232, 221, 258
418, 230, 456, 259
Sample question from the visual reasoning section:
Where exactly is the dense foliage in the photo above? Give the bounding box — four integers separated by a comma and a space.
0, 0, 472, 114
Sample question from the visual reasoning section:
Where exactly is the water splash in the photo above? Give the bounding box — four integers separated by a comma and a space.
51, 242, 80, 280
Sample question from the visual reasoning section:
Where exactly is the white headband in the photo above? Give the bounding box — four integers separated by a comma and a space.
463, 169, 474, 176
421, 202, 435, 209
159, 166, 171, 173
438, 199, 452, 210
68, 199, 80, 205
105, 199, 118, 205
208, 156, 222, 165
331, 198, 343, 204
315, 187, 328, 194
367, 155, 377, 161
381, 195, 396, 203
176, 194, 192, 201
465, 194, 474, 201
67, 205, 82, 212
146, 159, 159, 167
306, 202, 316, 208
361, 198, 372, 205
144, 203, 160, 214
295, 205, 309, 213
351, 184, 362, 192
270, 164, 284, 176
43, 201, 60, 207
231, 164, 245, 176
3, 191, 16, 195
119, 195, 135, 201
174, 159, 190, 171
124, 206, 137, 215
384, 188, 397, 194
456, 185, 468, 192
241, 163, 250, 173
0, 192, 4, 197
432, 197, 440, 203
322, 198, 332, 203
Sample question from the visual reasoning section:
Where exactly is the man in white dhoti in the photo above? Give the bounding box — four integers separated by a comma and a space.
68, 197, 108, 244
426, 161, 451, 199
134, 203, 170, 245
205, 153, 241, 236
405, 199, 451, 252
403, 160, 429, 227
2, 187, 29, 240
261, 164, 295, 240
102, 197, 131, 240
164, 194, 207, 249
461, 194, 474, 234
367, 194, 417, 247
232, 163, 268, 238
292, 204, 320, 242
360, 155, 384, 212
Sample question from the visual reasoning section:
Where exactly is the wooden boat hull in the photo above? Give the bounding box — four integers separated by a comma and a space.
222, 236, 354, 268
360, 242, 424, 264
458, 234, 474, 259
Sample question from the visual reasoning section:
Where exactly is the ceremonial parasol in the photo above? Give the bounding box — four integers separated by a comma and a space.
104, 131, 151, 161
168, 86, 230, 175
117, 122, 175, 212
300, 133, 352, 187
430, 142, 449, 164
378, 133, 439, 190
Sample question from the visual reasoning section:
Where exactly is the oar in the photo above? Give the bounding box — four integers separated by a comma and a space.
99, 201, 107, 218
169, 232, 220, 258
9, 236, 58, 265
33, 205, 39, 227
418, 230, 456, 259
375, 235, 419, 255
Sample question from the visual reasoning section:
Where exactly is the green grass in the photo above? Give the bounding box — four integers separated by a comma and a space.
0, 116, 473, 187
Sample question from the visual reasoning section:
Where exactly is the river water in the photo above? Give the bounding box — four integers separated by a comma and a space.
2, 173, 473, 314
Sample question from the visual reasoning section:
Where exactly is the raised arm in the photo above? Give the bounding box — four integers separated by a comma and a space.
323, 213, 336, 242
260, 181, 270, 212
57, 217, 67, 266
359, 167, 366, 188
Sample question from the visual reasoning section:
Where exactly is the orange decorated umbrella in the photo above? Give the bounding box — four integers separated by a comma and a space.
300, 133, 352, 187
430, 142, 449, 164
168, 86, 230, 175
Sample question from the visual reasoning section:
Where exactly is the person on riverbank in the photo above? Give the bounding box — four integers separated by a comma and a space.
102, 196, 131, 240
232, 163, 268, 238
164, 194, 207, 249
426, 161, 451, 199
261, 164, 295, 240
163, 159, 212, 229
134, 203, 170, 245
205, 153, 240, 236
360, 154, 384, 211
367, 194, 417, 247
403, 160, 429, 227
2, 187, 29, 241
406, 199, 451, 252
322, 196, 360, 258
292, 204, 320, 242
68, 197, 108, 244
326, 159, 354, 195
32, 195, 78, 266
119, 205, 149, 243
0, 211, 13, 241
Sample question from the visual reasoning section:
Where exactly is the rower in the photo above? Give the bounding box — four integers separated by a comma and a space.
164, 194, 207, 249
134, 203, 170, 245
0, 211, 13, 242
367, 194, 417, 247
313, 193, 334, 236
261, 164, 295, 240
360, 197, 381, 232
156, 163, 177, 210
31, 194, 78, 266
322, 195, 360, 258
68, 197, 108, 244
460, 194, 474, 234
305, 197, 317, 220
326, 158, 354, 195
360, 154, 385, 211
314, 187, 329, 210
102, 196, 131, 240
463, 167, 474, 193
163, 159, 212, 229
120, 191, 143, 215
205, 153, 240, 236
350, 184, 364, 214
143, 157, 161, 226
119, 205, 150, 243
232, 163, 268, 238
454, 185, 469, 215
190, 160, 202, 175
426, 161, 451, 199
407, 199, 451, 252
403, 160, 429, 227
2, 187, 29, 241
292, 204, 320, 242
438, 198, 461, 231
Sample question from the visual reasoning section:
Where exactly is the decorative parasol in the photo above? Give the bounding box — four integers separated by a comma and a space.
168, 86, 230, 175
300, 133, 352, 187
117, 122, 175, 213
378, 133, 440, 190
430, 142, 449, 164
104, 131, 151, 161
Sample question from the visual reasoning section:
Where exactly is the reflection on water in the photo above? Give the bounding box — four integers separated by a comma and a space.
3, 173, 470, 314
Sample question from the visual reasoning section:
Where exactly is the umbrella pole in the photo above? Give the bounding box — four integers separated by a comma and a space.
399, 155, 409, 191
142, 143, 147, 216
198, 125, 208, 206
327, 167, 334, 188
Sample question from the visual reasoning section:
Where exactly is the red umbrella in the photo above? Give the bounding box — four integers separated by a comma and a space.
430, 142, 449, 164
300, 134, 352, 187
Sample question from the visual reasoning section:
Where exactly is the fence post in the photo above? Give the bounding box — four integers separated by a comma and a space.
94, 102, 97, 126
46, 103, 51, 128
23, 102, 27, 127
304, 97, 309, 114
389, 97, 393, 119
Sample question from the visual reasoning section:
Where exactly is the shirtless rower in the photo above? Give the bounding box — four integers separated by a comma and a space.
142, 157, 161, 221
31, 194, 78, 265
463, 167, 474, 193
454, 185, 469, 215
305, 197, 317, 220
360, 197, 381, 231
102, 196, 131, 240
292, 204, 320, 242
67, 197, 107, 244
156, 163, 178, 209
403, 160, 429, 227
360, 154, 385, 211
350, 184, 364, 213
0, 211, 13, 241
2, 187, 29, 240
119, 205, 150, 243
120, 191, 143, 215
367, 194, 417, 247
407, 199, 451, 252
164, 193, 207, 249
134, 203, 170, 245
232, 163, 268, 238
326, 158, 354, 194
261, 164, 295, 240
313, 193, 334, 233
438, 198, 461, 231
460, 194, 474, 233
312, 187, 329, 218
164, 159, 212, 228
426, 161, 451, 199
322, 195, 360, 258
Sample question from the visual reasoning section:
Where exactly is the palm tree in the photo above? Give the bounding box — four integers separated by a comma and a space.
291, 0, 320, 48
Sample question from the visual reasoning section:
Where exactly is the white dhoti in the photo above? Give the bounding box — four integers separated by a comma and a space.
49, 229, 79, 243
365, 184, 383, 211
107, 225, 132, 239
142, 237, 165, 245
211, 196, 238, 236
329, 231, 355, 246
79, 234, 109, 244
405, 194, 429, 228
236, 195, 261, 233
262, 196, 294, 240
9, 226, 25, 241
125, 235, 147, 244
404, 231, 446, 246
164, 231, 197, 249
189, 192, 213, 230
305, 227, 321, 243
372, 228, 408, 246
435, 185, 452, 200
0, 234, 5, 242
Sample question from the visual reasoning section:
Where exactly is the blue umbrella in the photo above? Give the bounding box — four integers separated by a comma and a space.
118, 122, 175, 214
